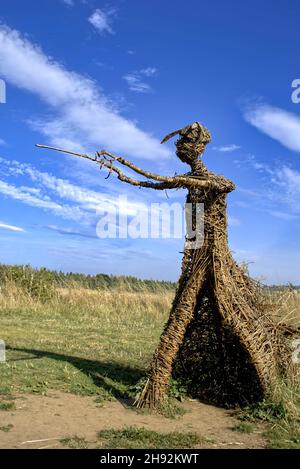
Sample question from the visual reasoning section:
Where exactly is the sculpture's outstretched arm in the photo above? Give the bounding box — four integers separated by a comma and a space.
96, 149, 176, 183
36, 144, 183, 190
36, 145, 235, 192
36, 144, 178, 183
97, 159, 181, 190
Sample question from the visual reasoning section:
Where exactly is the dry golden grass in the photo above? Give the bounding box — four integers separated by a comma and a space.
264, 288, 300, 328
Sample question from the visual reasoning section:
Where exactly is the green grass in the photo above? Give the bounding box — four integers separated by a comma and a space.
0, 424, 13, 432
98, 426, 201, 449
239, 392, 300, 448
60, 435, 89, 449
264, 423, 300, 449
0, 401, 16, 411
231, 422, 255, 434
157, 398, 187, 419
0, 282, 172, 400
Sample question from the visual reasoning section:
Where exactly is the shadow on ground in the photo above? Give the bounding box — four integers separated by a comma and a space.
6, 345, 145, 403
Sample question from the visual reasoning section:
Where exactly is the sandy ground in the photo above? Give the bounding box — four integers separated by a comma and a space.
0, 392, 266, 449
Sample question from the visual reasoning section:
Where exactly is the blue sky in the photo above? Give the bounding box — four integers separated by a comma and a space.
1, 0, 300, 283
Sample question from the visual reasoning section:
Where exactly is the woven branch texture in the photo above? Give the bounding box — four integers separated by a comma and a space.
136, 123, 297, 409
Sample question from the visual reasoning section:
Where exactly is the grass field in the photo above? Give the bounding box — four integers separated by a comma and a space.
0, 280, 173, 399
0, 266, 299, 448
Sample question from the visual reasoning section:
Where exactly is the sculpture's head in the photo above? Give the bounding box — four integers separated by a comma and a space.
161, 122, 211, 167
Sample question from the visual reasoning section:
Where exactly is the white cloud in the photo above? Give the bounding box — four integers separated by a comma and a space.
274, 166, 300, 213
62, 0, 74, 5
0, 222, 24, 232
0, 156, 189, 241
0, 179, 90, 224
140, 67, 157, 77
123, 67, 158, 93
235, 153, 274, 176
213, 144, 240, 152
237, 155, 300, 218
0, 156, 150, 225
0, 25, 170, 160
0, 138, 6, 145
88, 9, 114, 35
277, 165, 300, 191
244, 103, 300, 153
123, 75, 150, 93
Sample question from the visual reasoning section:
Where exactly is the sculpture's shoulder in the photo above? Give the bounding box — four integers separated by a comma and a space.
187, 169, 236, 193
208, 172, 236, 192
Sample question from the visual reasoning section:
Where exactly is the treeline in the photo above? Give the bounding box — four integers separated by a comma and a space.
264, 284, 300, 292
0, 264, 176, 295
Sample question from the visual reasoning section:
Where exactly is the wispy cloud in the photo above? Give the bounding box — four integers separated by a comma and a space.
0, 222, 24, 232
0, 25, 169, 160
0, 179, 90, 224
277, 165, 300, 190
244, 103, 300, 153
0, 138, 6, 146
0, 156, 151, 225
140, 67, 158, 77
244, 155, 300, 211
88, 9, 115, 35
123, 67, 158, 93
61, 0, 74, 5
234, 153, 274, 176
213, 144, 240, 152
274, 165, 300, 213
45, 225, 97, 239
236, 154, 300, 219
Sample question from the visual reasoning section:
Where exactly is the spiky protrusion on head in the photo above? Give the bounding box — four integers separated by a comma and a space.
161, 122, 211, 168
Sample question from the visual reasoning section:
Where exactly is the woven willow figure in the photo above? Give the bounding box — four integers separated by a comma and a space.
37, 122, 297, 409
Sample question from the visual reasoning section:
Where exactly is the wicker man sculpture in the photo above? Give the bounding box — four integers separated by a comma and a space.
38, 122, 296, 409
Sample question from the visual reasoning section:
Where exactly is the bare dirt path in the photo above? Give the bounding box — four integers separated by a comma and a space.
0, 392, 266, 449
